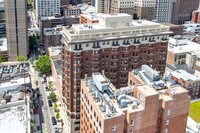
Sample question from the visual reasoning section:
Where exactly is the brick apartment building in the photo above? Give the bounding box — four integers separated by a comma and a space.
80, 73, 190, 133
61, 13, 171, 132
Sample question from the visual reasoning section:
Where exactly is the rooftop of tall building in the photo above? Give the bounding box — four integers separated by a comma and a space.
82, 72, 188, 119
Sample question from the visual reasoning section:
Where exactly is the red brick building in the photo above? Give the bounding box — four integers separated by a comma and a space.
61, 13, 172, 132
79, 14, 99, 24
80, 73, 190, 133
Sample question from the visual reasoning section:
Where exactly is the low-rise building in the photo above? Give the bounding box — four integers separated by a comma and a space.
171, 69, 200, 99
167, 38, 200, 68
79, 13, 98, 24
182, 23, 200, 34
0, 62, 31, 133
80, 72, 190, 133
161, 23, 183, 36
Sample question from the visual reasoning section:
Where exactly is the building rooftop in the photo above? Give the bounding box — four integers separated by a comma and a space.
80, 13, 98, 21
82, 73, 158, 119
168, 41, 200, 54
0, 104, 27, 133
0, 63, 30, 92
48, 46, 61, 57
77, 4, 95, 14
131, 65, 166, 90
0, 38, 7, 51
171, 69, 200, 82
44, 27, 62, 36
61, 4, 80, 10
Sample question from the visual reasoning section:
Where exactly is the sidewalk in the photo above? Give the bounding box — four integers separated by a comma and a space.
47, 76, 68, 133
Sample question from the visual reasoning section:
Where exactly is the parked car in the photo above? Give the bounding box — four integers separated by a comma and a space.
51, 117, 57, 125
48, 100, 52, 107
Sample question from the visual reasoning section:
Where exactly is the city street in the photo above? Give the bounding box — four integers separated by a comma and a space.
35, 71, 55, 133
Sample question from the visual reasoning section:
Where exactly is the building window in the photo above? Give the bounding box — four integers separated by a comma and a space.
130, 129, 133, 133
130, 120, 134, 126
112, 124, 116, 131
166, 119, 169, 125
130, 80, 133, 85
164, 128, 168, 133
167, 110, 171, 116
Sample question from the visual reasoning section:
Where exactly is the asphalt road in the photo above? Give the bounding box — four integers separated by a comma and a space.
36, 72, 54, 133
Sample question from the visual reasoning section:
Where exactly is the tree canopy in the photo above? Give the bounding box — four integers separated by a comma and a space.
0, 56, 6, 63
49, 91, 56, 102
56, 112, 60, 119
17, 55, 27, 62
35, 55, 51, 75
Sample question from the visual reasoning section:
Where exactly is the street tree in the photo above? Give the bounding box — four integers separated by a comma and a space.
56, 112, 60, 119
54, 103, 58, 112
0, 56, 5, 63
49, 92, 56, 102
35, 55, 51, 75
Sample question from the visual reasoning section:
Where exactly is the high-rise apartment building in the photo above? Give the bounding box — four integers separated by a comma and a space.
61, 13, 171, 132
4, 0, 28, 60
154, 0, 173, 23
80, 73, 190, 133
35, 0, 60, 24
134, 0, 156, 20
171, 0, 199, 24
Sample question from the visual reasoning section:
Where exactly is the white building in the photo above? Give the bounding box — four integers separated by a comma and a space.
154, 0, 173, 23
35, 0, 60, 24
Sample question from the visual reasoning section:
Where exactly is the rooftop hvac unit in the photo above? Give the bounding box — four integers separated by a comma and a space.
141, 65, 160, 81
119, 99, 127, 107
92, 73, 109, 92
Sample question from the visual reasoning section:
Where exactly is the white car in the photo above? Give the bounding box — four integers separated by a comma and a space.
53, 125, 61, 133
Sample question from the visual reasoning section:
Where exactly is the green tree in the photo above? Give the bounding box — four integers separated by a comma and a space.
56, 112, 60, 119
48, 81, 53, 90
35, 55, 51, 75
0, 56, 6, 63
49, 92, 56, 102
17, 55, 27, 62
54, 103, 58, 112
29, 35, 37, 51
